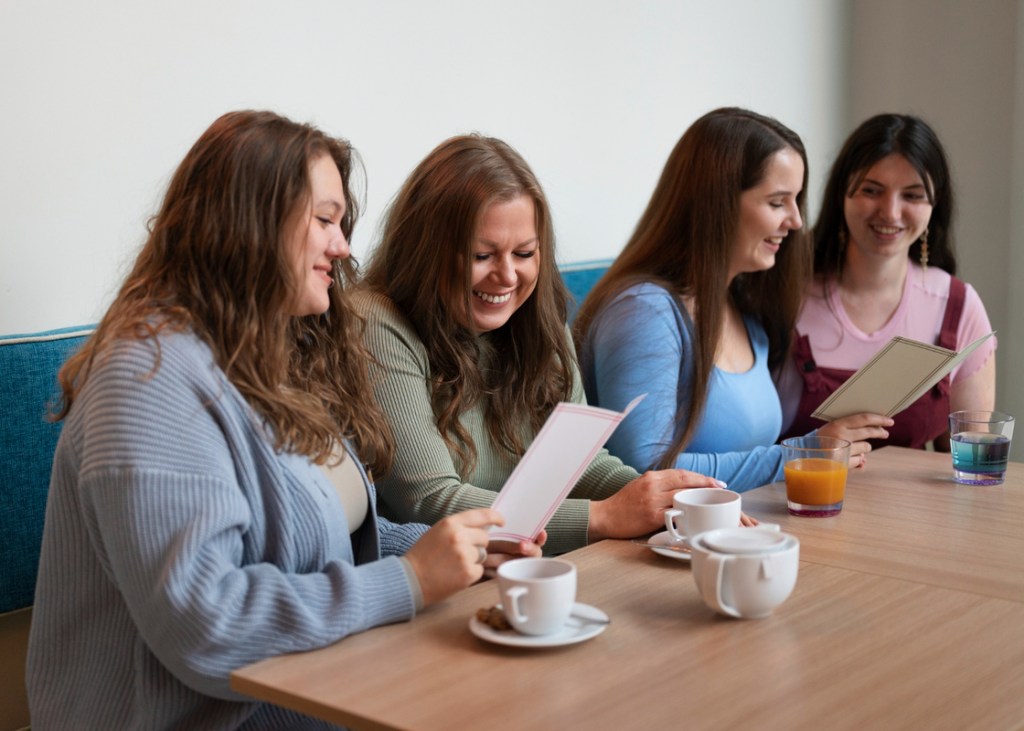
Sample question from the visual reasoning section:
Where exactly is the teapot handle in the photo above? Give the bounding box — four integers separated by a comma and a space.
701, 553, 741, 618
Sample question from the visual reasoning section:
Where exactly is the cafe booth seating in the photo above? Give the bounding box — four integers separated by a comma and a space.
559, 258, 613, 324
0, 326, 94, 731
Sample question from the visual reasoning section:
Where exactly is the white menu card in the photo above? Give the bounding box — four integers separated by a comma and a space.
489, 395, 645, 543
811, 331, 995, 421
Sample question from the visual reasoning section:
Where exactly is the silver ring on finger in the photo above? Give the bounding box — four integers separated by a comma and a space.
476, 546, 488, 565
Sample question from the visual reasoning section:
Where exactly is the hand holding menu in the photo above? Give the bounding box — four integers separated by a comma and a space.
488, 395, 644, 543
811, 332, 995, 421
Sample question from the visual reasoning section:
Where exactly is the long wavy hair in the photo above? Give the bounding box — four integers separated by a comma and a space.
363, 134, 573, 473
574, 107, 810, 469
813, 113, 957, 280
57, 110, 394, 474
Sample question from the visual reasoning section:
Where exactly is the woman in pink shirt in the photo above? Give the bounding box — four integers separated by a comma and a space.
777, 113, 996, 450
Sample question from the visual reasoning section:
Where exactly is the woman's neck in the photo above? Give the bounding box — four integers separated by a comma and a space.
837, 250, 910, 334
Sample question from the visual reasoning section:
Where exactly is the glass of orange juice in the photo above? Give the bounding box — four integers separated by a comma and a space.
781, 436, 851, 517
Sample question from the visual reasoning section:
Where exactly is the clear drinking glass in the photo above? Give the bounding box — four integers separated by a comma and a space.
781, 436, 851, 517
948, 410, 1014, 486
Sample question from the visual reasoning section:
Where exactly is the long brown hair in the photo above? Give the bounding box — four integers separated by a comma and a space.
57, 110, 394, 473
363, 134, 573, 473
574, 107, 810, 469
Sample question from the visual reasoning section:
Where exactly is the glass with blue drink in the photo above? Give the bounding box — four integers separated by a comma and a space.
948, 410, 1014, 485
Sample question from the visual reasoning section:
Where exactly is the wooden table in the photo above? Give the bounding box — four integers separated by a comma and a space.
232, 448, 1024, 730
740, 446, 1024, 602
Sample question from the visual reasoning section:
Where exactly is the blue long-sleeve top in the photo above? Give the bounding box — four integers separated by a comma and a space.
27, 330, 427, 730
579, 282, 785, 491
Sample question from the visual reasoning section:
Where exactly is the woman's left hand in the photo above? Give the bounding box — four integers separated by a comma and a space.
481, 530, 547, 578
739, 512, 759, 527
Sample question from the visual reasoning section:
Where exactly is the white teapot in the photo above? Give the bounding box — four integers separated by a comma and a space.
689, 527, 799, 619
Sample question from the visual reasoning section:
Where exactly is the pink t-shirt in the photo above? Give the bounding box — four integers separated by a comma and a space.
777, 264, 996, 431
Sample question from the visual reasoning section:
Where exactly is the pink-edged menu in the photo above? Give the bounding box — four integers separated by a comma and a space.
489, 395, 645, 543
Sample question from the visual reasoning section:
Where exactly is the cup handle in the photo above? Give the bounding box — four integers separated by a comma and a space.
503, 586, 529, 624
664, 508, 686, 541
701, 554, 741, 618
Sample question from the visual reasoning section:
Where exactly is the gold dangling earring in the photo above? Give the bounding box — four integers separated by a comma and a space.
919, 227, 929, 270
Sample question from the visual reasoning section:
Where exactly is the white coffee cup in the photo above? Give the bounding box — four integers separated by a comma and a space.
689, 527, 800, 619
664, 488, 741, 542
497, 558, 577, 636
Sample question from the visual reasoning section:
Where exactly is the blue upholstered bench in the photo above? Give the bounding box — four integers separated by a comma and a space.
0, 325, 93, 730
559, 258, 612, 323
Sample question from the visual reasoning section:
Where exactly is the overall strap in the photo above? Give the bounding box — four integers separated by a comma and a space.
937, 276, 967, 350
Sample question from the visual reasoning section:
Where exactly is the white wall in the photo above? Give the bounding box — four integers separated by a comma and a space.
0, 0, 845, 335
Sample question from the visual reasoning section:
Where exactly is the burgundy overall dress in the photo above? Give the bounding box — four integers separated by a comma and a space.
782, 277, 966, 451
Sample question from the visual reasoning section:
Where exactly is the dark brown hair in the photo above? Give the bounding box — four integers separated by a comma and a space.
813, 113, 956, 279
58, 110, 394, 473
574, 107, 810, 469
363, 134, 573, 473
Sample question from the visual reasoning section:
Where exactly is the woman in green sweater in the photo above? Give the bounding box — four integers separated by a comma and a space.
358, 134, 731, 555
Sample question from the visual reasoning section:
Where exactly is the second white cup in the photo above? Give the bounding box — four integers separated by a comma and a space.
496, 558, 577, 636
664, 487, 741, 542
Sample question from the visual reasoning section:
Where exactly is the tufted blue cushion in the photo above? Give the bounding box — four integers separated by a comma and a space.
559, 258, 612, 324
0, 326, 94, 613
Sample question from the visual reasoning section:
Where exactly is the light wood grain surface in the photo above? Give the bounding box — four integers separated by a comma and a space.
231, 447, 1024, 730
742, 446, 1024, 601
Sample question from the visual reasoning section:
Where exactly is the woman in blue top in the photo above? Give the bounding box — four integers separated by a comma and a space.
575, 108, 891, 490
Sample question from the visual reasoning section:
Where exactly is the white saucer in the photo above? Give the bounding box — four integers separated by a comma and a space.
469, 602, 609, 648
647, 530, 692, 562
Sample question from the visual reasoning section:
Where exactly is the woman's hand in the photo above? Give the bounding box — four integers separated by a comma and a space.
481, 530, 547, 578
405, 508, 504, 606
587, 469, 724, 541
816, 413, 894, 468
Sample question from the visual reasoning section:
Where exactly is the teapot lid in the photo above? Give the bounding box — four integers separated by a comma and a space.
701, 527, 789, 555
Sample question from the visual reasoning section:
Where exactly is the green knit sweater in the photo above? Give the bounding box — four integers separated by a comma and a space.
356, 290, 639, 554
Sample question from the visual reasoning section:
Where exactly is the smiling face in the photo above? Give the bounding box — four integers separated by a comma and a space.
729, 147, 805, 281
843, 153, 933, 264
288, 154, 350, 317
467, 194, 540, 333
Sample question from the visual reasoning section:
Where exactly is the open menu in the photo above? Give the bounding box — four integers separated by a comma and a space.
811, 331, 995, 421
489, 395, 645, 543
